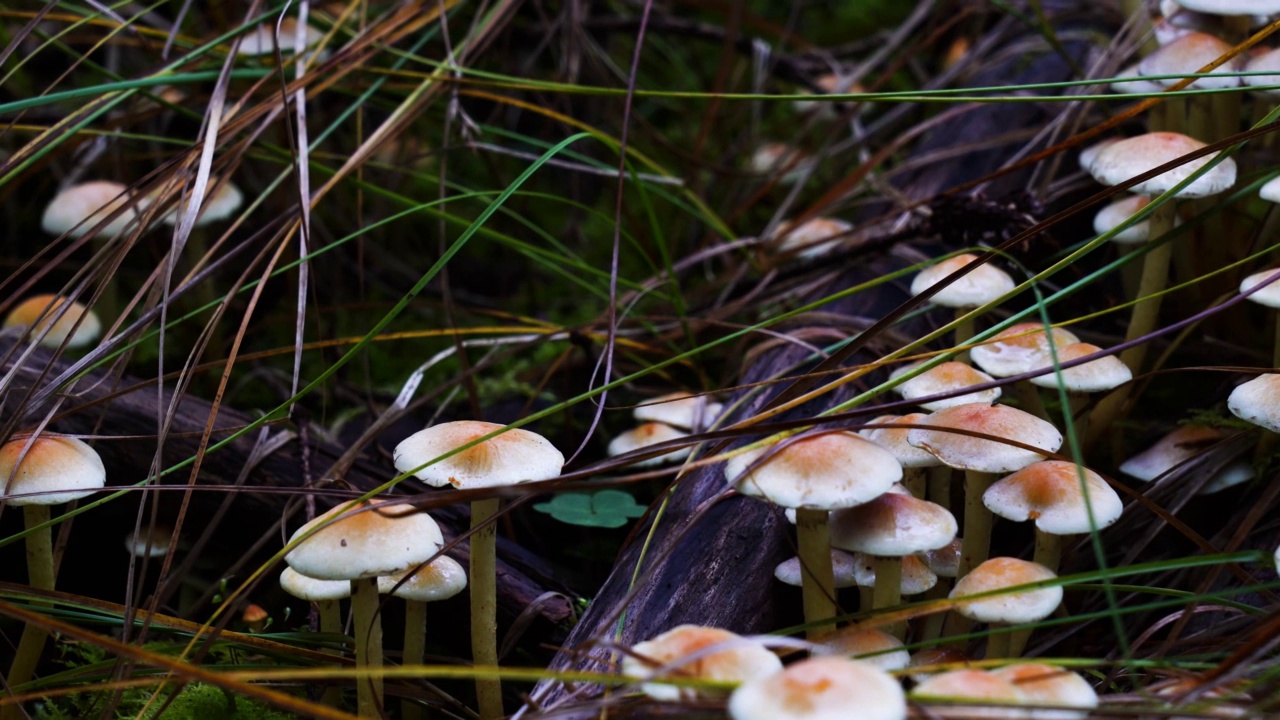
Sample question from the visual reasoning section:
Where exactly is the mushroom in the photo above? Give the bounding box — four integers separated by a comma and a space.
891, 361, 1002, 412
379, 556, 467, 720
0, 435, 106, 696
724, 431, 902, 637
40, 180, 141, 239
810, 627, 909, 671
859, 413, 945, 503
910, 253, 1015, 356
774, 548, 861, 589
990, 663, 1099, 720
1228, 374, 1280, 433
949, 557, 1063, 659
633, 391, 722, 431
285, 501, 443, 717
393, 420, 563, 719
1239, 268, 1280, 368
766, 217, 854, 261
621, 625, 781, 701
607, 422, 691, 467
3, 295, 102, 350
279, 566, 350, 639
911, 668, 1029, 719
728, 657, 907, 720
971, 322, 1080, 419
1026, 342, 1132, 435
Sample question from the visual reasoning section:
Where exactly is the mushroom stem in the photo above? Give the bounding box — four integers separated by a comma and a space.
403, 601, 427, 720
1273, 312, 1280, 371
317, 599, 343, 708
795, 508, 838, 639
5, 505, 56, 708
927, 466, 952, 512
1033, 530, 1064, 575
351, 577, 384, 718
1012, 380, 1048, 421
920, 583, 951, 642
954, 310, 975, 363
958, 471, 996, 579
986, 624, 1012, 659
903, 467, 926, 500
471, 496, 503, 719
870, 556, 904, 639
1087, 202, 1176, 447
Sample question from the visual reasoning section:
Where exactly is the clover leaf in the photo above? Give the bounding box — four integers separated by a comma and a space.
532, 489, 647, 528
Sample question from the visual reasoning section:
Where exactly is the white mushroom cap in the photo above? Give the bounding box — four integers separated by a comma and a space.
892, 362, 1001, 411
971, 323, 1081, 378
911, 669, 1029, 719
749, 143, 814, 184
1079, 139, 1120, 171
990, 663, 1099, 720
810, 627, 909, 671
279, 566, 352, 601
774, 548, 861, 588
920, 536, 963, 578
907, 403, 1064, 473
724, 431, 902, 510
1109, 63, 1166, 95
393, 420, 564, 489
1139, 32, 1242, 90
850, 553, 938, 595
284, 501, 444, 580
3, 295, 102, 349
156, 180, 244, 227
1199, 459, 1255, 495
1118, 425, 1224, 481
829, 493, 957, 556
949, 557, 1063, 625
859, 414, 942, 468
1240, 267, 1280, 308
1086, 132, 1237, 198
377, 555, 468, 602
768, 217, 853, 260
1094, 195, 1157, 244
1229, 374, 1280, 432
40, 181, 141, 238
607, 422, 691, 467
124, 524, 175, 558
910, 253, 1016, 309
0, 435, 106, 505
1244, 47, 1280, 97
237, 18, 326, 56
1174, 0, 1280, 13
1262, 176, 1280, 203
633, 392, 722, 430
728, 657, 907, 720
1027, 342, 1133, 393
982, 461, 1124, 535
622, 625, 782, 702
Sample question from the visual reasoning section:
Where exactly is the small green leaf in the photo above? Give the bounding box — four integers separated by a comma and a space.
533, 489, 647, 528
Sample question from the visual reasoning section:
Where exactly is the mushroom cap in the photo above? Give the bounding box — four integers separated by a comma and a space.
728, 657, 907, 720
949, 557, 1063, 624
377, 555, 468, 602
1262, 176, 1280, 203
0, 435, 106, 505
40, 181, 140, 238
622, 625, 782, 702
859, 414, 942, 468
725, 431, 902, 510
971, 323, 1081, 378
607, 422, 691, 467
907, 403, 1063, 473
124, 524, 175, 558
1079, 139, 1121, 170
1094, 195, 1156, 244
1118, 425, 1224, 481
393, 420, 564, 489
3, 295, 102, 349
1085, 132, 1237, 198
279, 566, 352, 601
1240, 267, 1280, 308
1027, 342, 1133, 393
982, 461, 1124, 535
1139, 32, 1242, 90
1175, 0, 1280, 13
774, 548, 861, 589
1199, 459, 1255, 495
768, 217, 853, 260
1229, 374, 1280, 432
237, 18, 326, 55
920, 536, 963, 578
157, 180, 244, 227
829, 493, 958, 556
633, 392, 722, 430
849, 553, 938, 595
810, 627, 909, 671
910, 253, 1015, 309
990, 663, 1099, 720
284, 501, 444, 580
911, 669, 1029, 719
749, 143, 813, 183
1245, 47, 1280, 97
1109, 63, 1166, 95
892, 362, 1001, 411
